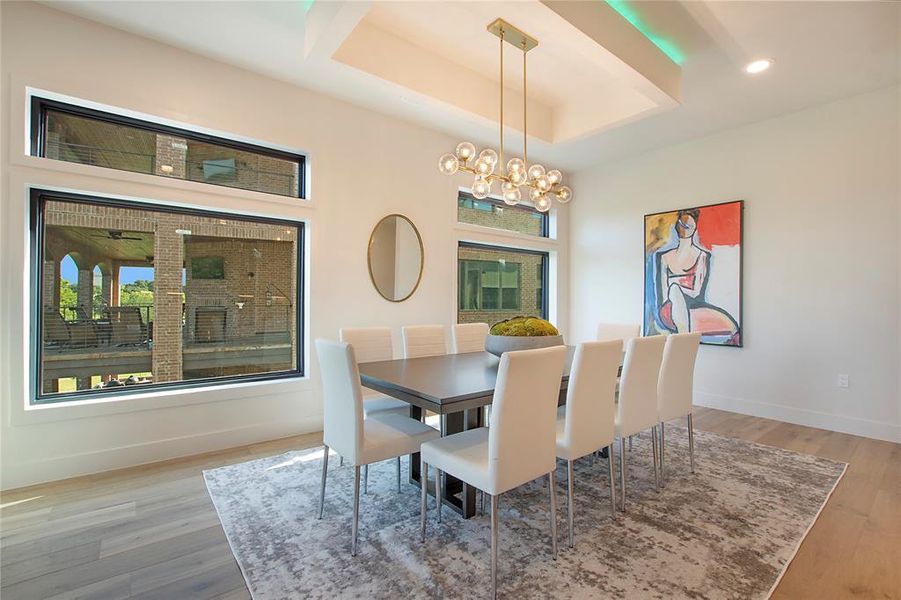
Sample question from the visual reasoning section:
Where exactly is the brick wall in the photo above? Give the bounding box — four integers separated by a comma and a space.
186, 143, 299, 197
458, 202, 544, 237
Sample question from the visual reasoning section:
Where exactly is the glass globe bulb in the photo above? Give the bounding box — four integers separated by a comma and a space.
503, 185, 521, 206
438, 153, 459, 175
529, 187, 542, 201
474, 158, 494, 176
508, 170, 527, 186
535, 194, 551, 213
456, 142, 476, 162
472, 177, 491, 199
479, 149, 498, 166
507, 158, 525, 174
536, 176, 551, 191
546, 169, 562, 186
556, 186, 573, 203
527, 164, 546, 181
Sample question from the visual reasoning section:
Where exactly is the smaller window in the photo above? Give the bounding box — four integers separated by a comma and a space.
457, 192, 548, 237
31, 97, 305, 199
458, 243, 548, 324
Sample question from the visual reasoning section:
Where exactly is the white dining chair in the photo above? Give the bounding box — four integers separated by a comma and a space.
657, 332, 702, 485
556, 340, 621, 547
615, 335, 666, 511
338, 327, 408, 417
402, 325, 448, 358
420, 345, 568, 600
316, 339, 439, 556
339, 327, 411, 489
597, 322, 641, 342
452, 322, 489, 354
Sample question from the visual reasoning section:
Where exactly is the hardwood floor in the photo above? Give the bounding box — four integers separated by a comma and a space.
1, 408, 898, 599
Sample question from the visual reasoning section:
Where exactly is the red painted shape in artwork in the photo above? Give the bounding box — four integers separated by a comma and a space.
697, 202, 741, 248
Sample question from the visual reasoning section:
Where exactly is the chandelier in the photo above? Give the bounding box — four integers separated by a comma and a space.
438, 18, 572, 212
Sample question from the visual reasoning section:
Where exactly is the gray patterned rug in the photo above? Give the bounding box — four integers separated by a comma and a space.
203, 427, 846, 599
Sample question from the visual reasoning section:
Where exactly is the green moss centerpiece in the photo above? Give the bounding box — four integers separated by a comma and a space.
485, 316, 564, 357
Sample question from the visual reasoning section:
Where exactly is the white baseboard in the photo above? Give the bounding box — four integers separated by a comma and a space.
1, 415, 324, 491
695, 391, 900, 443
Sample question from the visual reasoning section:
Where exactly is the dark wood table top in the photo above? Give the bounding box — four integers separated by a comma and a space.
358, 347, 575, 415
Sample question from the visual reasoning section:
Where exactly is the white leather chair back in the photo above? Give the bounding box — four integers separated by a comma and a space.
315, 339, 364, 464
597, 322, 641, 342
562, 340, 621, 458
488, 345, 568, 494
452, 323, 489, 354
402, 325, 447, 358
617, 335, 666, 436
658, 332, 701, 422
339, 327, 393, 363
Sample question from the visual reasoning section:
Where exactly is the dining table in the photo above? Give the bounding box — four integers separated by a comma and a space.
358, 347, 576, 519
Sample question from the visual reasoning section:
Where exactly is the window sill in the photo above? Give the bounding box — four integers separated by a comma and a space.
12, 375, 312, 427
454, 222, 560, 249
10, 154, 317, 215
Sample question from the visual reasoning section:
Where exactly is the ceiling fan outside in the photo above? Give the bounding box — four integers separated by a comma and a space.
91, 230, 143, 241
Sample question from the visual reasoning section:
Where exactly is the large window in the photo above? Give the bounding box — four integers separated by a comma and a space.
458, 243, 548, 325
31, 98, 305, 198
31, 190, 304, 403
457, 192, 548, 237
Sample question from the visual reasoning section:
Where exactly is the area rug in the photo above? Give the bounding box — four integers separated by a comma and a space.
203, 427, 846, 599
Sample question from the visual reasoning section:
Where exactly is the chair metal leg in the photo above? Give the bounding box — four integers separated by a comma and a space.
363, 464, 368, 495
435, 467, 442, 523
420, 461, 428, 542
651, 426, 660, 492
606, 444, 617, 516
351, 465, 361, 556
396, 456, 402, 493
659, 422, 666, 487
619, 437, 627, 511
566, 460, 575, 548
688, 413, 696, 473
490, 494, 499, 600
548, 470, 558, 560
318, 444, 329, 520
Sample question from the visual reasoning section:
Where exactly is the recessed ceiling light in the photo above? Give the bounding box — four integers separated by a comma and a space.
745, 59, 773, 74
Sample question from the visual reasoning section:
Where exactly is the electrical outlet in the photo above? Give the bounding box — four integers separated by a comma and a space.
837, 374, 849, 389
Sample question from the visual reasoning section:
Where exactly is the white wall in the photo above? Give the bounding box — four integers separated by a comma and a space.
570, 86, 900, 443
0, 2, 569, 490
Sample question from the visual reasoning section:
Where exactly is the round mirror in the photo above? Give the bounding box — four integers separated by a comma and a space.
368, 214, 424, 302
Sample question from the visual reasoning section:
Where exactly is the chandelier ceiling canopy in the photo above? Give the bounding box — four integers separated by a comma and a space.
438, 18, 572, 213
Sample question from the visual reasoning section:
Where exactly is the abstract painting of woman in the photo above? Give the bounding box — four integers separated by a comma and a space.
644, 201, 742, 346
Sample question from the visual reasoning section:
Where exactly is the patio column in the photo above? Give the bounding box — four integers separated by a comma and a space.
152, 216, 184, 383
76, 267, 93, 315
42, 259, 58, 307
98, 263, 113, 308
110, 261, 120, 307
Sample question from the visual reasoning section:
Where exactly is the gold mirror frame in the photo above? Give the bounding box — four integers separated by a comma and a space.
367, 214, 424, 303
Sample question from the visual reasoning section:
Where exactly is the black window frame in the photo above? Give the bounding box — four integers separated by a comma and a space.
457, 191, 550, 238
30, 97, 306, 199
29, 188, 306, 405
457, 242, 550, 320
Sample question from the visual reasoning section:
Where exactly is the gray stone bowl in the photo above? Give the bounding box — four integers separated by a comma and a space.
484, 334, 565, 357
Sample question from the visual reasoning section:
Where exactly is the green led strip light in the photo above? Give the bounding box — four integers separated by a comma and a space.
605, 0, 684, 65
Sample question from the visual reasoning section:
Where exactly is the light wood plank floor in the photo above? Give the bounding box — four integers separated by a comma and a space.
1, 407, 898, 599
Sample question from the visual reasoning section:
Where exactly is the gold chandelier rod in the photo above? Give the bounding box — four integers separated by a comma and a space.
499, 28, 504, 175
522, 39, 527, 166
